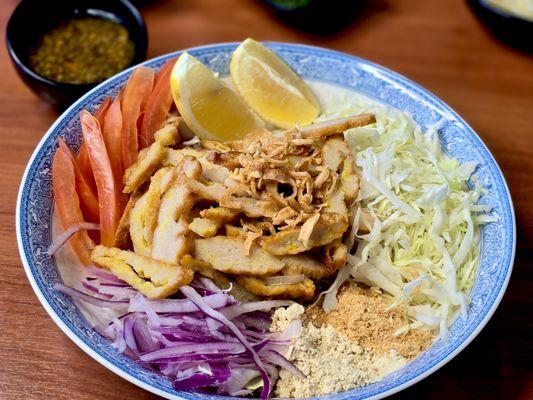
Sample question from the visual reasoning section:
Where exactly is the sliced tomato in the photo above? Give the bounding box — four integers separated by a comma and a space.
103, 97, 124, 184
103, 96, 128, 213
57, 138, 100, 223
52, 147, 95, 266
120, 67, 154, 170
77, 144, 96, 191
80, 110, 120, 247
140, 58, 176, 148
94, 97, 111, 127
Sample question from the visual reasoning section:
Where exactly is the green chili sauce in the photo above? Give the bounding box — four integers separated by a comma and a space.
29, 18, 135, 84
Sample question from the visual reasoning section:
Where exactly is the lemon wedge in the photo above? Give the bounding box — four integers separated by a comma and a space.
230, 39, 320, 129
170, 52, 265, 141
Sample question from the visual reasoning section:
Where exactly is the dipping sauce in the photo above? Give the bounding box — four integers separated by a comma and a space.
29, 18, 135, 84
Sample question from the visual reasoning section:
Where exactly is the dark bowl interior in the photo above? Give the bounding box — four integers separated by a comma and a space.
467, 0, 533, 53
6, 0, 148, 109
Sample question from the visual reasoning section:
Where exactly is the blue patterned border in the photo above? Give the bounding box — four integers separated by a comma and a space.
16, 43, 515, 400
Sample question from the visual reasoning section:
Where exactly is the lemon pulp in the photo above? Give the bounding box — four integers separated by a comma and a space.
230, 38, 320, 129
171, 52, 264, 141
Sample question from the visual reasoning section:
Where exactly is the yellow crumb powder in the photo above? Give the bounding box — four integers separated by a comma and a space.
271, 305, 406, 398
306, 283, 434, 359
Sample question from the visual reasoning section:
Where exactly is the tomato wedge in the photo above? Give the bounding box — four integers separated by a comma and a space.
77, 144, 96, 191
76, 97, 112, 191
80, 110, 120, 247
57, 138, 100, 223
103, 96, 128, 213
140, 58, 176, 148
94, 97, 111, 127
52, 147, 95, 266
120, 67, 154, 170
103, 97, 124, 184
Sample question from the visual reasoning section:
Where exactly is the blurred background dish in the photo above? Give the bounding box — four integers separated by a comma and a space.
468, 0, 533, 52
6, 0, 147, 108
261, 0, 367, 34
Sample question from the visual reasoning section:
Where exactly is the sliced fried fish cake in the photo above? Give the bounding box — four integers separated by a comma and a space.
129, 167, 176, 257
123, 141, 166, 194
262, 212, 348, 255
193, 236, 285, 276
236, 276, 315, 300
280, 254, 330, 280
151, 158, 201, 264
91, 245, 193, 299
180, 254, 260, 302
115, 188, 142, 249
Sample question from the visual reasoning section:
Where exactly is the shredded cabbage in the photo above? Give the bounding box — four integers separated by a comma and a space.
319, 99, 495, 338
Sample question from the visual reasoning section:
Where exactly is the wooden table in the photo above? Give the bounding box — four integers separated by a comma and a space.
1, 0, 531, 398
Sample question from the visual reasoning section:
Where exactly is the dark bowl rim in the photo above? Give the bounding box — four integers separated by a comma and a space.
468, 0, 533, 24
5, 0, 148, 89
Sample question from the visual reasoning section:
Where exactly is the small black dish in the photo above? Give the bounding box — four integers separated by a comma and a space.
6, 0, 148, 109
467, 0, 533, 53
262, 0, 367, 35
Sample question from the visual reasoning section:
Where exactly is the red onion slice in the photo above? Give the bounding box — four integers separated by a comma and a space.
48, 222, 100, 256
262, 350, 305, 380
220, 300, 291, 320
53, 283, 128, 310
180, 285, 271, 399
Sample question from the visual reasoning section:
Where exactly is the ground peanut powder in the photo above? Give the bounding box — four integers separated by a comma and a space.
271, 283, 434, 397
306, 283, 434, 359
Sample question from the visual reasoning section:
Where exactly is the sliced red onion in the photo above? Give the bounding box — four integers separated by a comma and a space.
81, 281, 111, 297
123, 317, 138, 354
219, 367, 259, 396
271, 319, 302, 343
180, 285, 271, 399
132, 318, 159, 353
173, 364, 231, 391
262, 350, 305, 380
264, 274, 305, 286
47, 222, 100, 256
53, 283, 128, 310
55, 276, 303, 398
128, 292, 230, 314
87, 266, 126, 284
220, 300, 292, 320
141, 342, 246, 362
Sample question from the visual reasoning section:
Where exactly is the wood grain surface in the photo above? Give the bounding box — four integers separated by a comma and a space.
0, 0, 532, 399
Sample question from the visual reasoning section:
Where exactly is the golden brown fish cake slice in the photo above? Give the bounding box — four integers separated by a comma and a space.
115, 188, 143, 249
225, 224, 248, 240
151, 157, 201, 264
188, 217, 219, 238
321, 238, 348, 273
262, 212, 348, 256
91, 245, 193, 299
153, 118, 181, 146
200, 206, 240, 224
193, 236, 285, 276
180, 254, 260, 302
236, 276, 315, 300
321, 136, 359, 202
123, 141, 166, 194
129, 167, 176, 257
280, 254, 331, 280
297, 114, 376, 140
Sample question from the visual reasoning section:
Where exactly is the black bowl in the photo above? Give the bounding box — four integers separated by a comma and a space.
467, 0, 533, 53
6, 0, 148, 108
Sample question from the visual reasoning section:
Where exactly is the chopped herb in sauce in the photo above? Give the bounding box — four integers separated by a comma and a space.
29, 18, 135, 84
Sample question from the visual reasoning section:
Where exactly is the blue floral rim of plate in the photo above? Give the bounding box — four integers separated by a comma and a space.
16, 42, 515, 400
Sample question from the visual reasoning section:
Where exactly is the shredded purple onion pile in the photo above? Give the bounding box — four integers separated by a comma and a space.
54, 268, 303, 398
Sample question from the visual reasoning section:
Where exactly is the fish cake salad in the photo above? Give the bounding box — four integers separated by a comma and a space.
50, 39, 492, 398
